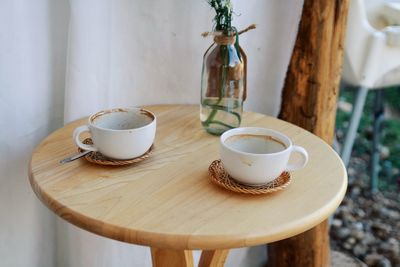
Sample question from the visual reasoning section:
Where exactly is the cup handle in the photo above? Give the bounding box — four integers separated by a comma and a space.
72, 125, 98, 152
285, 145, 309, 172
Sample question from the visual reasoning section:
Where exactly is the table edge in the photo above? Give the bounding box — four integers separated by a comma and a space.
28, 105, 348, 250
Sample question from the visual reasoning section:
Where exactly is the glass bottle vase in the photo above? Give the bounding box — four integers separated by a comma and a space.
200, 34, 247, 135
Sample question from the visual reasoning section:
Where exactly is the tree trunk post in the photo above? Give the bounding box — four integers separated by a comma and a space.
268, 0, 350, 266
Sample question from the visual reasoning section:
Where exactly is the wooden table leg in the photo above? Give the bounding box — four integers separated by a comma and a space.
199, 250, 230, 267
267, 220, 330, 267
151, 248, 194, 267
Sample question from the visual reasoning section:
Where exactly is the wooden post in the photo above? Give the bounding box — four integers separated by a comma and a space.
151, 248, 194, 267
268, 0, 349, 267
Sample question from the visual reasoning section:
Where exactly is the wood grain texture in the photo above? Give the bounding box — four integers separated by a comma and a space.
274, 0, 350, 266
198, 250, 229, 267
151, 248, 194, 267
279, 0, 350, 143
268, 219, 330, 267
29, 105, 347, 250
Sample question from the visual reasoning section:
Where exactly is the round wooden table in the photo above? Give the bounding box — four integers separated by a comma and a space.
29, 105, 347, 267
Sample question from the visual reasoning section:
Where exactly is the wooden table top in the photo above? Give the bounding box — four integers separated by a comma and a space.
29, 105, 347, 250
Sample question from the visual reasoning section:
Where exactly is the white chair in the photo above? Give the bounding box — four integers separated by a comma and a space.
341, 0, 400, 190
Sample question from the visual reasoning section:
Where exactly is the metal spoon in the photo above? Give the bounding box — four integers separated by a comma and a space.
60, 150, 92, 164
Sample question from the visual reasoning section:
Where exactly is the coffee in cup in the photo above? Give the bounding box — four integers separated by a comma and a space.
73, 108, 156, 160
224, 134, 287, 154
220, 127, 308, 185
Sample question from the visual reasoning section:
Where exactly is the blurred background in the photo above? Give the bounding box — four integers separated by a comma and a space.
1, 0, 399, 266
331, 0, 400, 266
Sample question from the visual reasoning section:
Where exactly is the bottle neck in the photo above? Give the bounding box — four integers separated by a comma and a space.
213, 35, 236, 45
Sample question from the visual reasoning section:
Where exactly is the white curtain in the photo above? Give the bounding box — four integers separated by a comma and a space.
0, 0, 303, 266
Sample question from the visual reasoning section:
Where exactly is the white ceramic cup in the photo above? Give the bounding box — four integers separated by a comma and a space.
220, 127, 308, 185
73, 108, 156, 160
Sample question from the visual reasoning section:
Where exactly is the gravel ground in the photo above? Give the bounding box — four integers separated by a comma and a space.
330, 154, 400, 267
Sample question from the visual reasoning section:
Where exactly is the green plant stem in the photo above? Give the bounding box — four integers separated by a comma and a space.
207, 120, 235, 129
202, 102, 241, 122
203, 46, 229, 126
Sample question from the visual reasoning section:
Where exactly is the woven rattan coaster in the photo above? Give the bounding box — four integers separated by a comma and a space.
208, 160, 291, 194
78, 138, 153, 166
